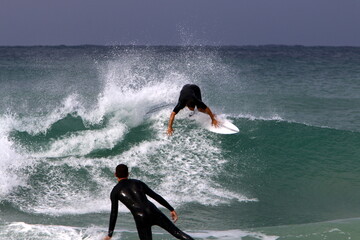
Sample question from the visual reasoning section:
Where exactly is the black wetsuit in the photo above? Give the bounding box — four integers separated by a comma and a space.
173, 84, 207, 114
107, 179, 194, 240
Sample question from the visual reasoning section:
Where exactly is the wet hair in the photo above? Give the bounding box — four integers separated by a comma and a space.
116, 164, 129, 178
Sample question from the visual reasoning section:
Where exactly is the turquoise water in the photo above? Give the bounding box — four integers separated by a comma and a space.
0, 46, 360, 240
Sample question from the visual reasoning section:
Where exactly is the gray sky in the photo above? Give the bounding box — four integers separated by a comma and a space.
1, 0, 360, 46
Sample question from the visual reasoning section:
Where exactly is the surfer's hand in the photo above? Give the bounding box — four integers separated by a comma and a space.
167, 127, 174, 136
103, 236, 111, 240
170, 210, 178, 223
212, 119, 219, 128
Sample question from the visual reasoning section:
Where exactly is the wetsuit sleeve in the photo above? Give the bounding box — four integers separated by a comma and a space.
143, 182, 174, 211
108, 188, 119, 237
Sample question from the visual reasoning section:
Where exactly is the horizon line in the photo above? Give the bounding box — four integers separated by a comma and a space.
1, 43, 360, 48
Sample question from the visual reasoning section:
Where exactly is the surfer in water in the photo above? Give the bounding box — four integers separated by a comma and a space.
167, 84, 218, 135
104, 164, 194, 240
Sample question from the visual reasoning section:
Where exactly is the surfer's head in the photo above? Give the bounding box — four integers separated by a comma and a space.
115, 164, 129, 178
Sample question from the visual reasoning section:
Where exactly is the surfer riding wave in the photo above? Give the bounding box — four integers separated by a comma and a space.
167, 84, 218, 135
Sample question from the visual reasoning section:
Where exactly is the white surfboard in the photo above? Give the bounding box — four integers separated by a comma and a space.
191, 112, 239, 134
204, 118, 239, 134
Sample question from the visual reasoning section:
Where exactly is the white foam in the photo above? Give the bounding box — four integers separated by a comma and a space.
0, 223, 279, 240
0, 222, 109, 240
0, 114, 31, 197
235, 113, 284, 122
112, 109, 257, 207
190, 229, 279, 240
8, 155, 123, 215
36, 123, 128, 158
20, 108, 257, 216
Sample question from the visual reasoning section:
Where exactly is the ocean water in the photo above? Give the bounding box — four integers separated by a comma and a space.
0, 45, 360, 240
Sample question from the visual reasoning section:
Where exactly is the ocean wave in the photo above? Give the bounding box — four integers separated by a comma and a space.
3, 108, 256, 216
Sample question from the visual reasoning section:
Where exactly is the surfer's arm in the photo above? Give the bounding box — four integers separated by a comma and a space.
143, 182, 178, 223
167, 111, 176, 135
199, 107, 219, 127
107, 191, 119, 238
143, 182, 174, 211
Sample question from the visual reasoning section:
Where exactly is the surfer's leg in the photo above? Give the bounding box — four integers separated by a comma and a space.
136, 224, 152, 240
155, 212, 194, 240
134, 216, 153, 240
